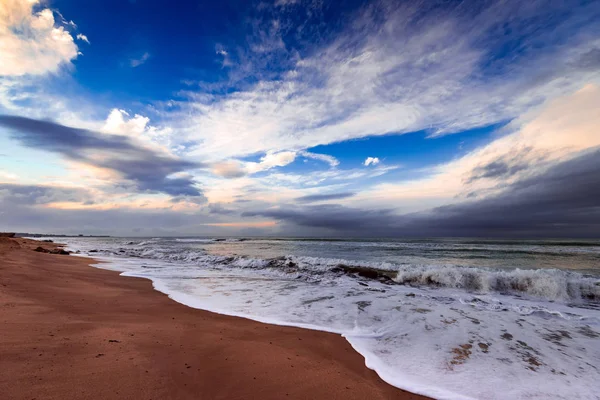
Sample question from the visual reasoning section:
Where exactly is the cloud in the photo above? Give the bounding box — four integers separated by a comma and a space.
466, 153, 535, 183
0, 115, 205, 198
246, 147, 600, 237
0, 183, 93, 205
176, 0, 600, 163
102, 108, 173, 149
215, 44, 233, 68
0, 0, 79, 76
260, 164, 399, 189
208, 203, 237, 215
104, 109, 150, 134
418, 148, 600, 237
212, 150, 298, 178
243, 204, 394, 233
355, 84, 600, 213
0, 184, 276, 236
212, 160, 247, 178
0, 199, 208, 236
364, 157, 380, 166
300, 151, 340, 167
245, 151, 297, 173
130, 52, 151, 68
295, 192, 356, 203
76, 34, 90, 44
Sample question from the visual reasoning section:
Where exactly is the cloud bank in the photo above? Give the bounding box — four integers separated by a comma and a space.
247, 148, 600, 237
0, 115, 205, 198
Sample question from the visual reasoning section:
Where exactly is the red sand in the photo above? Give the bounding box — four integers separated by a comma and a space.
0, 238, 429, 400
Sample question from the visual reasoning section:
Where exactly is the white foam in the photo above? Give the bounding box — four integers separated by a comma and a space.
175, 238, 216, 243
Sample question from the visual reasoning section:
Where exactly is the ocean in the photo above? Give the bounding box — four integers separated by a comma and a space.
47, 236, 600, 400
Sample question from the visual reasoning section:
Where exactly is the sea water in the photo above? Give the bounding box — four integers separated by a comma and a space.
45, 237, 600, 400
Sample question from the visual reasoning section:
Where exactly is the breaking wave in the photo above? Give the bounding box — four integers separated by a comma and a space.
77, 241, 600, 302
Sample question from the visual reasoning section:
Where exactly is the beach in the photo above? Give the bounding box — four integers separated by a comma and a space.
0, 237, 426, 400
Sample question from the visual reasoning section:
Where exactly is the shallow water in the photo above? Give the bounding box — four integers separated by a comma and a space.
47, 236, 600, 400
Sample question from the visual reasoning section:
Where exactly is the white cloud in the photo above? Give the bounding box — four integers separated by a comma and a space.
299, 151, 340, 167
364, 157, 380, 166
246, 151, 297, 173
212, 150, 298, 178
176, 1, 599, 164
0, 0, 79, 76
104, 109, 151, 135
211, 160, 247, 179
76, 34, 90, 44
259, 164, 399, 188
353, 85, 600, 212
130, 52, 150, 68
0, 170, 18, 181
102, 109, 174, 150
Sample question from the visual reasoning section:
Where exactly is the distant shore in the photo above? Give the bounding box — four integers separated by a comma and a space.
0, 237, 427, 400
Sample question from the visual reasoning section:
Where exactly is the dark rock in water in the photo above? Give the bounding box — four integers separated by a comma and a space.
33, 246, 70, 255
214, 238, 226, 242
0, 232, 16, 238
89, 249, 98, 253
266, 257, 286, 268
50, 249, 70, 255
42, 239, 53, 243
331, 264, 396, 283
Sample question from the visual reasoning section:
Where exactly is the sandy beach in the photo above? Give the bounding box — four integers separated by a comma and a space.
0, 237, 427, 400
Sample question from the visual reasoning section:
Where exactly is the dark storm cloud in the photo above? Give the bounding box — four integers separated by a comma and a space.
208, 203, 237, 215
428, 148, 600, 237
243, 205, 395, 231
574, 47, 600, 71
466, 147, 546, 183
295, 192, 356, 203
0, 115, 205, 198
468, 160, 530, 182
246, 149, 600, 237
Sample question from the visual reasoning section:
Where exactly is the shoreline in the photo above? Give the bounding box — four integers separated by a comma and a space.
0, 237, 428, 400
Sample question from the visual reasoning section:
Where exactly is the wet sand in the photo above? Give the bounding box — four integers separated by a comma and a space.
0, 237, 429, 400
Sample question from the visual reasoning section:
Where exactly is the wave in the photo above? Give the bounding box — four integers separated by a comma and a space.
82, 241, 600, 302
392, 264, 600, 302
174, 238, 248, 243
175, 238, 217, 243
286, 257, 600, 301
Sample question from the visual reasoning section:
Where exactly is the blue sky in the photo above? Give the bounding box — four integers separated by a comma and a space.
0, 0, 599, 236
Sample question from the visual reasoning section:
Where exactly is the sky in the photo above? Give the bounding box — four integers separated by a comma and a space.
0, 0, 599, 237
